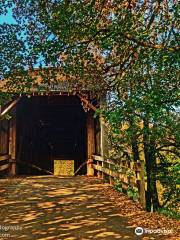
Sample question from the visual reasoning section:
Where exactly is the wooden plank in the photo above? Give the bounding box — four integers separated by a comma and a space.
92, 164, 117, 178
0, 98, 20, 119
0, 120, 9, 155
93, 164, 102, 171
9, 118, 13, 157
93, 163, 138, 182
97, 160, 101, 178
92, 155, 104, 161
100, 116, 108, 158
0, 163, 9, 171
106, 159, 115, 165
16, 160, 53, 175
109, 176, 114, 186
0, 155, 9, 161
9, 110, 16, 176
93, 158, 146, 206
77, 94, 97, 112
11, 115, 16, 160
87, 110, 95, 176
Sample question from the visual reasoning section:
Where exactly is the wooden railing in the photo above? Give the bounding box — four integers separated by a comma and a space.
0, 154, 10, 172
92, 155, 146, 208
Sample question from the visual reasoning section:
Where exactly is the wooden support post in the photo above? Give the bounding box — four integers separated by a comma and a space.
87, 110, 95, 176
9, 110, 16, 176
100, 116, 109, 180
109, 175, 114, 186
100, 118, 107, 158
97, 160, 101, 178
109, 162, 114, 186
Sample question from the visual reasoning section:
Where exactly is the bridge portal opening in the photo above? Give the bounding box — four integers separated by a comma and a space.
16, 95, 87, 175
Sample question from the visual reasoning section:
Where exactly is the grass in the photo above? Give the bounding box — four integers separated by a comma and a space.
157, 207, 180, 220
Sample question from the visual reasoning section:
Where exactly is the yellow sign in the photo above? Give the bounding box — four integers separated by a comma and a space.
54, 160, 74, 176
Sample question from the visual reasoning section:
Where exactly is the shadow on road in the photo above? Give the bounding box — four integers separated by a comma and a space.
0, 176, 142, 239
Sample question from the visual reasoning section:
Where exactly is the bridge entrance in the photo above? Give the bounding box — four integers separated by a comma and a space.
16, 95, 87, 175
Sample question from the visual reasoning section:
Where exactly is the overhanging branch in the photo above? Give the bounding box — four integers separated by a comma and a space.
123, 33, 180, 52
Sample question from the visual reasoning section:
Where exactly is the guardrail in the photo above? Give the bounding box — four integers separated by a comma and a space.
0, 154, 10, 172
92, 155, 146, 207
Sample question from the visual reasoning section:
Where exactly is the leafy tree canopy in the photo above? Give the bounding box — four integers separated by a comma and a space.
0, 0, 179, 95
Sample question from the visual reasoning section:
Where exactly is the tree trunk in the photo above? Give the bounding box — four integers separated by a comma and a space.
149, 140, 160, 210
143, 117, 153, 211
129, 118, 140, 162
132, 140, 140, 162
143, 117, 159, 211
144, 144, 152, 211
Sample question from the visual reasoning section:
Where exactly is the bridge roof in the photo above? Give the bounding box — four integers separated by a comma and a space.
0, 67, 89, 93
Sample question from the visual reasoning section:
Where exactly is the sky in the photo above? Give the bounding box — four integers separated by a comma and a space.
0, 9, 16, 24
0, 9, 47, 69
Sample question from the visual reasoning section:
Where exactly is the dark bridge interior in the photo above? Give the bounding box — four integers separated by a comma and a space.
16, 95, 87, 175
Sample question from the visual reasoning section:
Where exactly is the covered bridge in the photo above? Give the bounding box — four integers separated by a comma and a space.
0, 69, 107, 177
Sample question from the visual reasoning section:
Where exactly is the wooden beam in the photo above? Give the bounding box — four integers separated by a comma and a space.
87, 110, 95, 176
0, 98, 20, 119
92, 155, 104, 161
0, 163, 9, 171
0, 155, 9, 161
100, 116, 108, 158
8, 109, 17, 176
77, 94, 97, 112
92, 164, 117, 178
16, 160, 53, 175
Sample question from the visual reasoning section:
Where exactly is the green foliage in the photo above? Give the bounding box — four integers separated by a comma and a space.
157, 207, 180, 220
113, 178, 139, 202
0, 1, 179, 94
0, 92, 12, 105
103, 174, 110, 184
3, 113, 12, 120
113, 179, 123, 193
127, 186, 139, 201
157, 158, 180, 211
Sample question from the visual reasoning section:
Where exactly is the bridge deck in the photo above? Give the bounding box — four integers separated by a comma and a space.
0, 176, 138, 240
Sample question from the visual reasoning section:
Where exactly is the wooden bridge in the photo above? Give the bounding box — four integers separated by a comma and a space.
0, 91, 149, 239
0, 95, 178, 240
0, 94, 145, 207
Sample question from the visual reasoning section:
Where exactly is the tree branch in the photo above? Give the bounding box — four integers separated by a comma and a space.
123, 33, 180, 52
